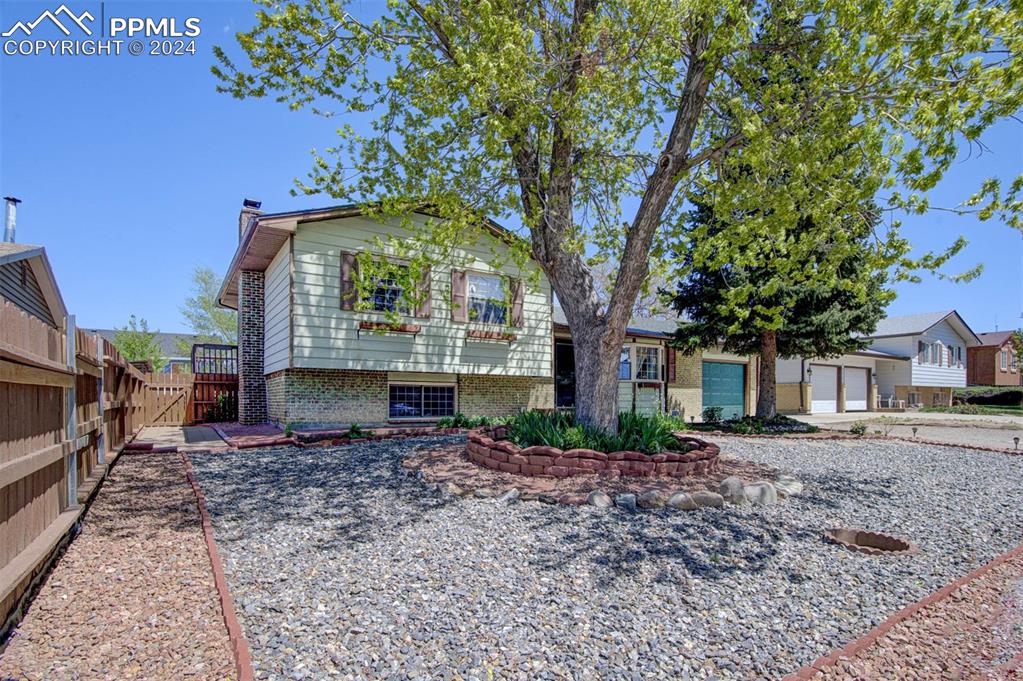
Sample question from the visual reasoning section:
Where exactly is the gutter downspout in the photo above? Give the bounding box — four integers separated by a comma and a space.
800, 358, 806, 413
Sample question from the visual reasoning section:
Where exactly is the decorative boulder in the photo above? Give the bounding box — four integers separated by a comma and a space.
615, 493, 638, 512
774, 475, 804, 498
667, 492, 698, 510
743, 481, 778, 505
637, 490, 666, 509
499, 488, 521, 503
587, 490, 614, 508
719, 476, 746, 505
691, 491, 725, 508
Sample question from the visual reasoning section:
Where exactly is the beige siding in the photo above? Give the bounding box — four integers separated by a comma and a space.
264, 241, 291, 374
291, 215, 552, 377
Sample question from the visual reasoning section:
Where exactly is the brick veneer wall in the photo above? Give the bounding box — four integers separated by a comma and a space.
266, 371, 287, 423
238, 270, 267, 424
666, 352, 701, 421
457, 375, 554, 417
268, 368, 389, 424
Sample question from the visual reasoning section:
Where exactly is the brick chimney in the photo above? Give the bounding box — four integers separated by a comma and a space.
236, 198, 267, 424
239, 198, 262, 240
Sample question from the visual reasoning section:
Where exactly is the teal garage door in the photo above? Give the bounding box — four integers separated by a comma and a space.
702, 361, 745, 420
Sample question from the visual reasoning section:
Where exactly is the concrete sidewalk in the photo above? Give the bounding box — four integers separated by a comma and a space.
790, 412, 1023, 451
137, 425, 230, 451
792, 411, 1023, 429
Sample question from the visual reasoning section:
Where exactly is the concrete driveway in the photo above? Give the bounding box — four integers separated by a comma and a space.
791, 411, 1023, 451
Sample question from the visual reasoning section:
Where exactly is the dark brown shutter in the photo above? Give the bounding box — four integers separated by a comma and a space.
415, 265, 431, 318
340, 251, 358, 310
667, 347, 677, 384
510, 278, 524, 327
451, 269, 468, 322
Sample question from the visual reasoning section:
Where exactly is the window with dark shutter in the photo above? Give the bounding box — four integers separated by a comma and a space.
414, 265, 431, 318
451, 269, 468, 322
340, 251, 358, 310
510, 278, 524, 327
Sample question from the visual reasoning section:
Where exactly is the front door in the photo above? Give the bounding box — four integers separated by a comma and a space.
554, 341, 575, 408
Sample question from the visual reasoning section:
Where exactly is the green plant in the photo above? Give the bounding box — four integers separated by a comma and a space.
203, 391, 237, 423
728, 418, 764, 435
506, 410, 688, 455
850, 421, 867, 436
702, 406, 724, 423
284, 423, 293, 437
876, 416, 896, 436
347, 423, 367, 438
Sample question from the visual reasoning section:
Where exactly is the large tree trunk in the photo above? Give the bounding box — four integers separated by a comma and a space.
756, 330, 778, 419
568, 320, 625, 434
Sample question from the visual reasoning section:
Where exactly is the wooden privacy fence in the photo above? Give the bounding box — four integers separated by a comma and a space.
0, 298, 190, 635
145, 372, 195, 426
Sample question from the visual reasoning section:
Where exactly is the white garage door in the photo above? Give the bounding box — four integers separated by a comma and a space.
810, 365, 838, 413
845, 367, 869, 411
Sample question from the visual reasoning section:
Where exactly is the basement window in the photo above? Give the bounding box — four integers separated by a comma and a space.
388, 384, 455, 419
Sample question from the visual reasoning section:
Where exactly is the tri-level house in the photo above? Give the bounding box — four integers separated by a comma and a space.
219, 201, 555, 425
220, 200, 761, 426
968, 331, 1021, 386
775, 310, 981, 414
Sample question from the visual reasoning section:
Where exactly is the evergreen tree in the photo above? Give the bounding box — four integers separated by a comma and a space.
670, 194, 893, 418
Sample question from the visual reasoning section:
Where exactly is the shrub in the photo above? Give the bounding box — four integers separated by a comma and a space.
438, 413, 505, 428
702, 406, 724, 423
506, 410, 689, 455
348, 423, 372, 438
922, 404, 983, 415
284, 423, 293, 437
849, 421, 867, 436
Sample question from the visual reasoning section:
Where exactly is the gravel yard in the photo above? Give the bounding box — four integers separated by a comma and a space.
190, 435, 1023, 680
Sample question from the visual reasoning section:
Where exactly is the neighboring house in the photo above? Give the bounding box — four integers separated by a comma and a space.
552, 309, 757, 421
219, 201, 553, 425
776, 310, 981, 414
0, 242, 67, 330
968, 331, 1021, 386
83, 329, 204, 373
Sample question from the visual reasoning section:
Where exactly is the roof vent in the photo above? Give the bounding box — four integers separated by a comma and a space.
3, 196, 21, 243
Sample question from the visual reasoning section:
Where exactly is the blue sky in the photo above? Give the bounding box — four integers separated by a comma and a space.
1, 0, 1021, 335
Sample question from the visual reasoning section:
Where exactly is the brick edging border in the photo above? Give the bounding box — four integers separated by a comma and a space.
179, 451, 255, 681
708, 430, 1019, 455
782, 539, 1023, 680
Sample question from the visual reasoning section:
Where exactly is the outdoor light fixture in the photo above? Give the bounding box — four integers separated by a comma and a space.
912, 427, 918, 438
807, 367, 813, 378
1015, 437, 1020, 450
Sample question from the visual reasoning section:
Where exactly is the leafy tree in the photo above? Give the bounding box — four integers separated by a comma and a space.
177, 266, 237, 355
670, 192, 894, 418
113, 316, 166, 372
214, 0, 1023, 433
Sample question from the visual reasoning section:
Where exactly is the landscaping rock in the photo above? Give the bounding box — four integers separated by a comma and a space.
615, 493, 637, 512
667, 491, 698, 510
743, 481, 779, 505
719, 475, 747, 505
443, 482, 465, 497
774, 475, 804, 497
498, 488, 520, 503
637, 490, 666, 509
691, 490, 725, 508
587, 490, 614, 508
473, 488, 499, 498
184, 434, 1023, 681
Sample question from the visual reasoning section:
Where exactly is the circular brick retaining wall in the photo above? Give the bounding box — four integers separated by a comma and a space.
465, 427, 721, 478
